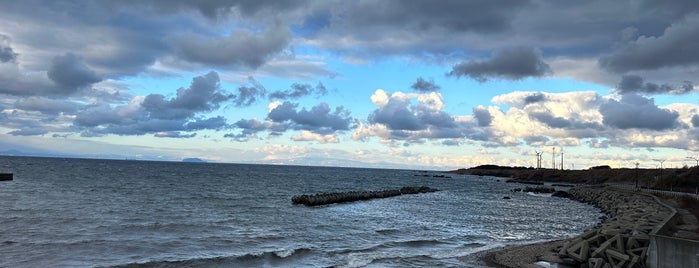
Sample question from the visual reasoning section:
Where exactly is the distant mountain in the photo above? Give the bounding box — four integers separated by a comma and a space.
182, 158, 206, 163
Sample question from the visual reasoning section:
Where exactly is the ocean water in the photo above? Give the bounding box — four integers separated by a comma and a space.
0, 156, 602, 267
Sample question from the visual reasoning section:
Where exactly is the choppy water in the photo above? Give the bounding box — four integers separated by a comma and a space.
0, 156, 602, 267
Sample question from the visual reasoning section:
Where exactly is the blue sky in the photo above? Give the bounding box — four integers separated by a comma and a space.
2, 1, 699, 170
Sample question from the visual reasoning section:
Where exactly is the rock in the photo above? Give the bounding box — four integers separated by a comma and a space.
552, 190, 573, 198
503, 196, 511, 199
522, 186, 556, 194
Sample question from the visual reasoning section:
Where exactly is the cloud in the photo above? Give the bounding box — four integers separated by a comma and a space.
599, 14, 699, 73
173, 25, 292, 68
599, 94, 679, 130
489, 91, 605, 144
616, 75, 693, 95
448, 47, 551, 82
410, 77, 440, 92
472, 105, 492, 127
47, 53, 102, 92
0, 34, 17, 63
142, 71, 233, 120
354, 90, 483, 143
70, 72, 233, 137
133, 0, 307, 20
13, 97, 80, 115
291, 130, 339, 143
233, 77, 267, 107
154, 131, 197, 138
368, 91, 455, 131
184, 116, 227, 130
268, 101, 353, 133
524, 93, 546, 104
302, 0, 530, 56
231, 101, 353, 141
269, 82, 327, 100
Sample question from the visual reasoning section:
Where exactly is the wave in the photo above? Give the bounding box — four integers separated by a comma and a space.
108, 247, 315, 268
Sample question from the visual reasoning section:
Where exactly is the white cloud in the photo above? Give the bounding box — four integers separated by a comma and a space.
291, 130, 339, 143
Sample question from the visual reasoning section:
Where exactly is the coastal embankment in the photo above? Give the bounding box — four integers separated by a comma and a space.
486, 185, 691, 268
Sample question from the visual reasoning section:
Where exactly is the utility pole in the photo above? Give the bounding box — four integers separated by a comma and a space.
560, 151, 564, 170
653, 159, 665, 187
552, 147, 556, 170
635, 162, 640, 190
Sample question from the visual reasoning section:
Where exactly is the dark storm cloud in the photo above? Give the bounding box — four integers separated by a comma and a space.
448, 47, 551, 82
472, 106, 492, 127
617, 75, 693, 95
524, 93, 546, 104
232, 118, 269, 134
233, 77, 267, 107
47, 53, 102, 92
267, 102, 352, 133
269, 82, 327, 100
599, 14, 699, 73
0, 34, 17, 63
523, 136, 550, 146
693, 115, 699, 128
528, 111, 604, 133
599, 94, 679, 130
529, 112, 571, 129
184, 116, 227, 130
410, 77, 440, 92
132, 0, 306, 19
173, 25, 292, 68
8, 127, 49, 136
367, 97, 456, 132
329, 0, 528, 35
13, 97, 80, 115
71, 72, 233, 138
230, 101, 352, 140
142, 71, 234, 120
73, 103, 130, 127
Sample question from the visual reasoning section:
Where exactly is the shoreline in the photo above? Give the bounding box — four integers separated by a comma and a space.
480, 185, 677, 268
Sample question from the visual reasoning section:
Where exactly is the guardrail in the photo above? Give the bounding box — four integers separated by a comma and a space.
610, 183, 699, 200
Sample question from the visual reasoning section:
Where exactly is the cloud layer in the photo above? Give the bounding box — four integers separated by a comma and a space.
1, 1, 699, 168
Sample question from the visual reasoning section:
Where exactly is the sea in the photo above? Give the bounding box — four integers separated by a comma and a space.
0, 156, 602, 267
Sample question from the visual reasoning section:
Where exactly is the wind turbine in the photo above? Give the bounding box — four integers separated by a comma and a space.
534, 150, 542, 169
687, 156, 699, 167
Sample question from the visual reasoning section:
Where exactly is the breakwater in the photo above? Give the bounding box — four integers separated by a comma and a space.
0, 173, 12, 181
558, 186, 674, 267
291, 186, 439, 206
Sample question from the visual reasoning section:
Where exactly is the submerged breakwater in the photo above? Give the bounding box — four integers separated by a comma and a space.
291, 186, 439, 206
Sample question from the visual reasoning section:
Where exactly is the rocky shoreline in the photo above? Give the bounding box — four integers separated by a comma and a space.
484, 185, 676, 268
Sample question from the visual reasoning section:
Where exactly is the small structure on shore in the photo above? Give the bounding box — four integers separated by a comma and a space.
292, 186, 439, 206
0, 173, 12, 181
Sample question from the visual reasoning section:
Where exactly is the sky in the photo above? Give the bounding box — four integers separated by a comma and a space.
2, 0, 699, 170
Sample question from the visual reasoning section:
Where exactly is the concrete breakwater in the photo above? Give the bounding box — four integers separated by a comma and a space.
0, 173, 12, 181
291, 186, 439, 206
556, 186, 674, 268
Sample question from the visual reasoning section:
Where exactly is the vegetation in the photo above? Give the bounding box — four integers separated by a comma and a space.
450, 165, 699, 193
